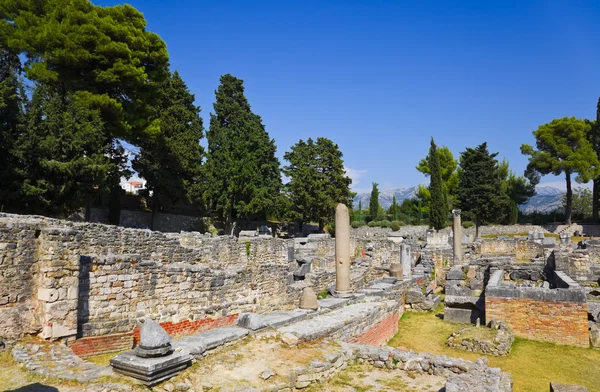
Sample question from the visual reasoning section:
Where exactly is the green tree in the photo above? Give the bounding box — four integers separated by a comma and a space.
0, 48, 25, 208
592, 98, 600, 222
497, 159, 537, 224
368, 183, 380, 222
416, 144, 459, 207
2, 0, 170, 219
12, 86, 112, 216
457, 143, 509, 237
1, 0, 169, 141
205, 74, 282, 222
133, 71, 204, 229
569, 187, 593, 220
428, 138, 448, 230
283, 137, 352, 230
521, 117, 599, 224
388, 195, 399, 221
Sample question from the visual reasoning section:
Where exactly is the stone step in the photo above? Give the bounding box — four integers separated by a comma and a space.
173, 326, 249, 356
277, 302, 386, 341
317, 297, 350, 310
261, 310, 311, 328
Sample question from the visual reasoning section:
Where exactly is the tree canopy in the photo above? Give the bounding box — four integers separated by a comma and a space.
205, 74, 282, 222
283, 137, 353, 230
368, 183, 380, 222
457, 143, 508, 237
132, 71, 204, 228
428, 138, 448, 230
521, 117, 599, 224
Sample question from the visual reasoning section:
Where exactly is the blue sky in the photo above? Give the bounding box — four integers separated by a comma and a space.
98, 0, 600, 193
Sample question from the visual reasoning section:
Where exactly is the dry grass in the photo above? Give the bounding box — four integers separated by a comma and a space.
388, 305, 600, 392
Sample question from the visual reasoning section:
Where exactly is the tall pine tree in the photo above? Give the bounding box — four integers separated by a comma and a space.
283, 137, 352, 230
205, 74, 281, 223
457, 143, 509, 237
428, 138, 447, 230
133, 71, 204, 229
13, 86, 111, 216
0, 48, 25, 208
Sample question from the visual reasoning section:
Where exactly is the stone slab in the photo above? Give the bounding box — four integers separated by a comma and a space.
444, 307, 482, 324
278, 302, 385, 341
110, 350, 191, 377
261, 311, 309, 328
550, 382, 589, 392
172, 326, 249, 356
317, 297, 350, 310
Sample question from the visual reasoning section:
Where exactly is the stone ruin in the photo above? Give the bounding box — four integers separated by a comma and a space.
1, 210, 598, 391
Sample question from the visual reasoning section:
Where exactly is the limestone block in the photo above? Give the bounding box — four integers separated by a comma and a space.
299, 287, 318, 310
67, 287, 78, 300
38, 288, 59, 303
590, 323, 600, 348
51, 322, 77, 339
550, 382, 589, 392
236, 313, 267, 331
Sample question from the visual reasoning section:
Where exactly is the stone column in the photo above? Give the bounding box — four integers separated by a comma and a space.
452, 209, 462, 265
401, 244, 411, 279
335, 203, 352, 296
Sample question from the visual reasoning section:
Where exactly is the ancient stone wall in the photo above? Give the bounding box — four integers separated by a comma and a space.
553, 249, 600, 284
476, 238, 543, 260
485, 270, 589, 347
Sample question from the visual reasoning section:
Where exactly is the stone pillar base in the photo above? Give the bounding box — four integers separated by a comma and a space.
334, 290, 354, 298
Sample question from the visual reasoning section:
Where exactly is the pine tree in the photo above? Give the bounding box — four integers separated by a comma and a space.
368, 183, 380, 222
205, 74, 281, 222
521, 117, 599, 224
13, 86, 111, 216
133, 71, 204, 229
0, 49, 25, 208
428, 138, 447, 230
457, 143, 509, 237
283, 137, 352, 230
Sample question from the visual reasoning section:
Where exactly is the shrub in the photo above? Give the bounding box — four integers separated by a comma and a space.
462, 220, 475, 229
368, 221, 378, 227
391, 220, 402, 231
351, 221, 361, 228
380, 220, 392, 228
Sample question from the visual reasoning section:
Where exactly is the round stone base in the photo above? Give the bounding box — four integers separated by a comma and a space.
333, 290, 354, 298
135, 344, 173, 358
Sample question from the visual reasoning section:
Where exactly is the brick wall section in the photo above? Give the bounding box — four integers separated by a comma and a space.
486, 297, 589, 347
69, 332, 134, 357
347, 312, 400, 346
132, 315, 237, 345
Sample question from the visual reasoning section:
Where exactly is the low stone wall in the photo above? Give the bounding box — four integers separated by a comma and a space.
485, 270, 589, 347
554, 249, 600, 284
347, 312, 400, 346
476, 238, 543, 260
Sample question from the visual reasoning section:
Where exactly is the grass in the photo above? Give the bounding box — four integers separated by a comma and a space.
388, 305, 600, 392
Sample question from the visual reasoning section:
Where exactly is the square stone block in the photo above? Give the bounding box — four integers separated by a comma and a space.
110, 350, 191, 386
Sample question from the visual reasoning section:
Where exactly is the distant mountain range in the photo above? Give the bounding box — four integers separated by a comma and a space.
353, 185, 566, 214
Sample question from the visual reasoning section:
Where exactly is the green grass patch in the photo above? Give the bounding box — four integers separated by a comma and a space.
388, 304, 600, 392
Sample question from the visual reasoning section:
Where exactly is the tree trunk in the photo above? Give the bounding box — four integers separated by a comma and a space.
565, 171, 573, 224
151, 195, 159, 231
594, 177, 600, 222
475, 216, 480, 238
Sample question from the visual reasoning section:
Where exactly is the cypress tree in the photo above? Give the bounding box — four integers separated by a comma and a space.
429, 138, 447, 230
368, 182, 380, 221
133, 71, 204, 229
458, 143, 509, 237
205, 74, 281, 223
593, 98, 600, 222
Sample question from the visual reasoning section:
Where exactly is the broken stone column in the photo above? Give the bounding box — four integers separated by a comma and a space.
110, 318, 191, 386
299, 287, 318, 310
335, 203, 352, 296
389, 263, 402, 279
401, 244, 411, 279
452, 209, 462, 264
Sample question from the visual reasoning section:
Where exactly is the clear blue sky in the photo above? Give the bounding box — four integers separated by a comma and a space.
98, 0, 600, 193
